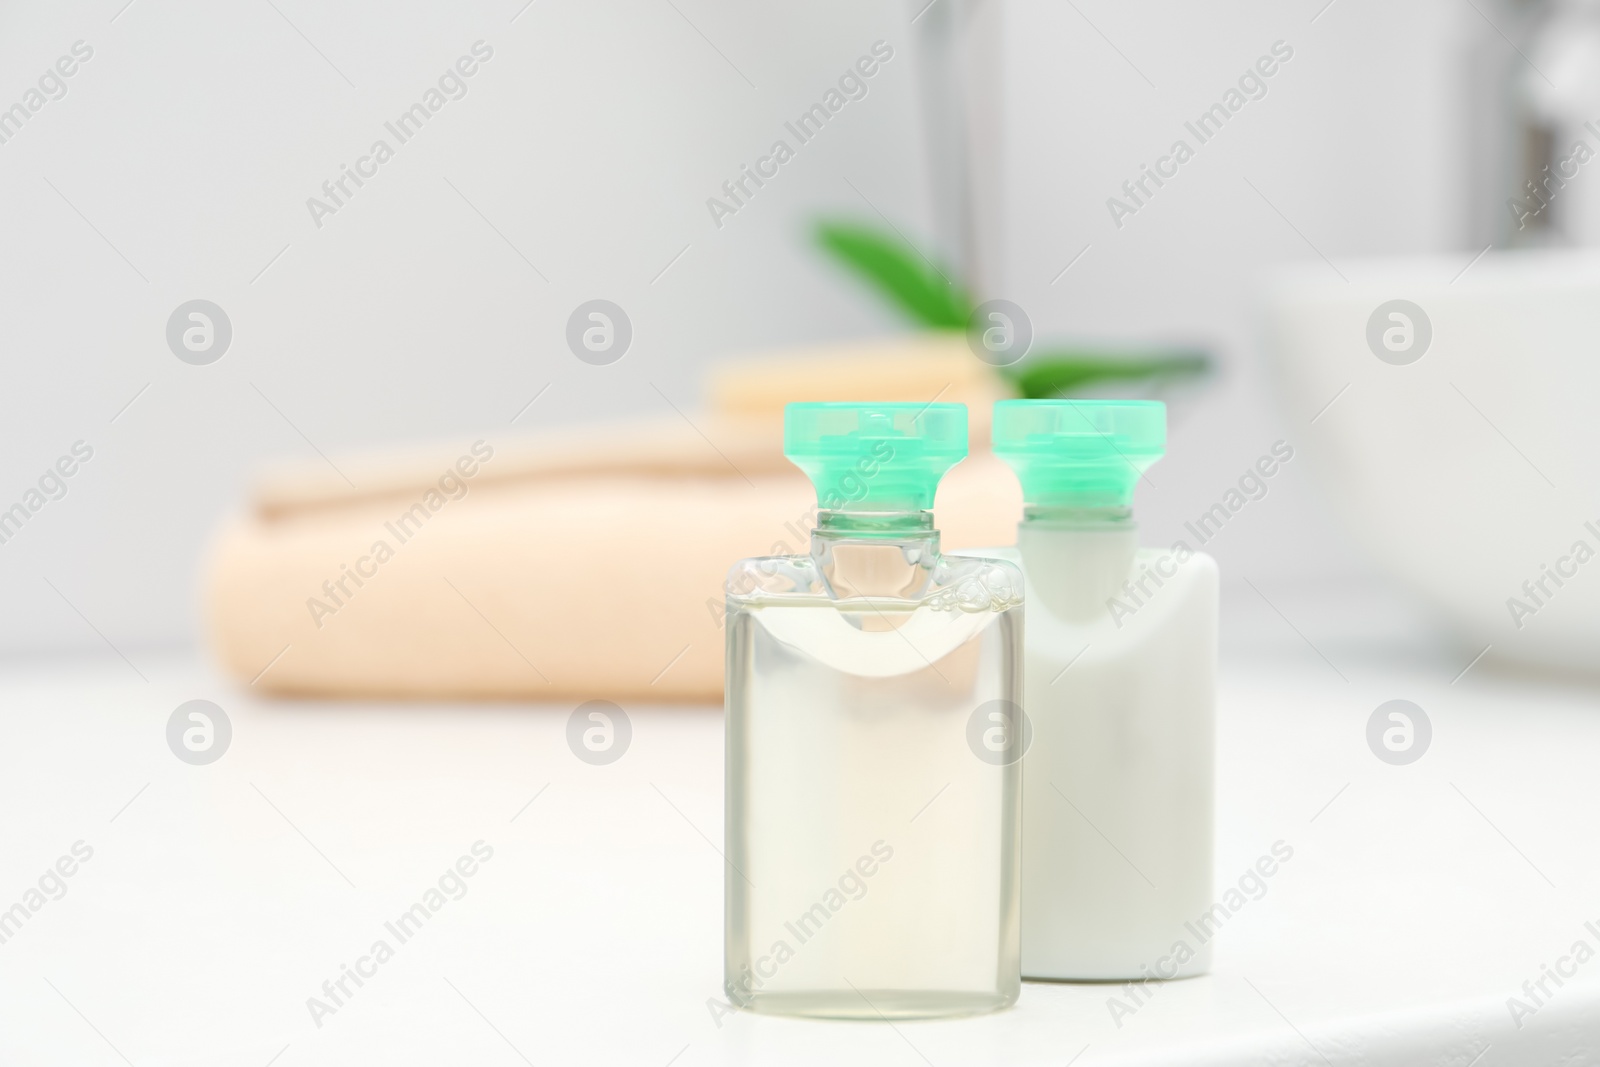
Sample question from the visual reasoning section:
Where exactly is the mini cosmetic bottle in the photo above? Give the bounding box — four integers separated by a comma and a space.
724, 402, 1024, 1018
990, 400, 1216, 980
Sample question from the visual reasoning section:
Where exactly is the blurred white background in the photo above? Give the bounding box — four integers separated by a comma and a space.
0, 0, 1530, 654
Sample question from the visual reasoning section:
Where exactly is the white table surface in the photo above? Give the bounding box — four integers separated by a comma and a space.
1, 636, 1598, 1067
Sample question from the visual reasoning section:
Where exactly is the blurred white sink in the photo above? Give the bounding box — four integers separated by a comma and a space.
1263, 249, 1600, 674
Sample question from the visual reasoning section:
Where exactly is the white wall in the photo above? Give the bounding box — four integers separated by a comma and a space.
0, 0, 934, 653
0, 0, 1502, 654
992, 0, 1485, 598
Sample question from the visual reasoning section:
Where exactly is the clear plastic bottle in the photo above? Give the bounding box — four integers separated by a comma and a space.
989, 400, 1216, 981
723, 402, 1024, 1019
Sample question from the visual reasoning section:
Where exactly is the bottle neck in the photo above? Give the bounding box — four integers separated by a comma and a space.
1021, 503, 1133, 529
811, 510, 939, 600
814, 509, 935, 539
1017, 505, 1138, 620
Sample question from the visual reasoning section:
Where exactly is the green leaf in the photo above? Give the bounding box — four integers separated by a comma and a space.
815, 221, 971, 329
1002, 350, 1211, 399
811, 217, 1213, 398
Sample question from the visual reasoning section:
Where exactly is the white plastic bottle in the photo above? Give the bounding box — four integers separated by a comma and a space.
990, 400, 1216, 980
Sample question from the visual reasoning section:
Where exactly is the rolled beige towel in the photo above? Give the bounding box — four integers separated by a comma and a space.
206, 336, 1020, 701
707, 332, 1004, 444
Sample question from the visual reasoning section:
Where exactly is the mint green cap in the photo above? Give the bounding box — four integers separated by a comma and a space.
992, 400, 1165, 508
784, 402, 967, 511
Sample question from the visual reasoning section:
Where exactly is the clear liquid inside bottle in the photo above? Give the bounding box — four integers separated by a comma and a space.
723, 519, 1023, 1019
